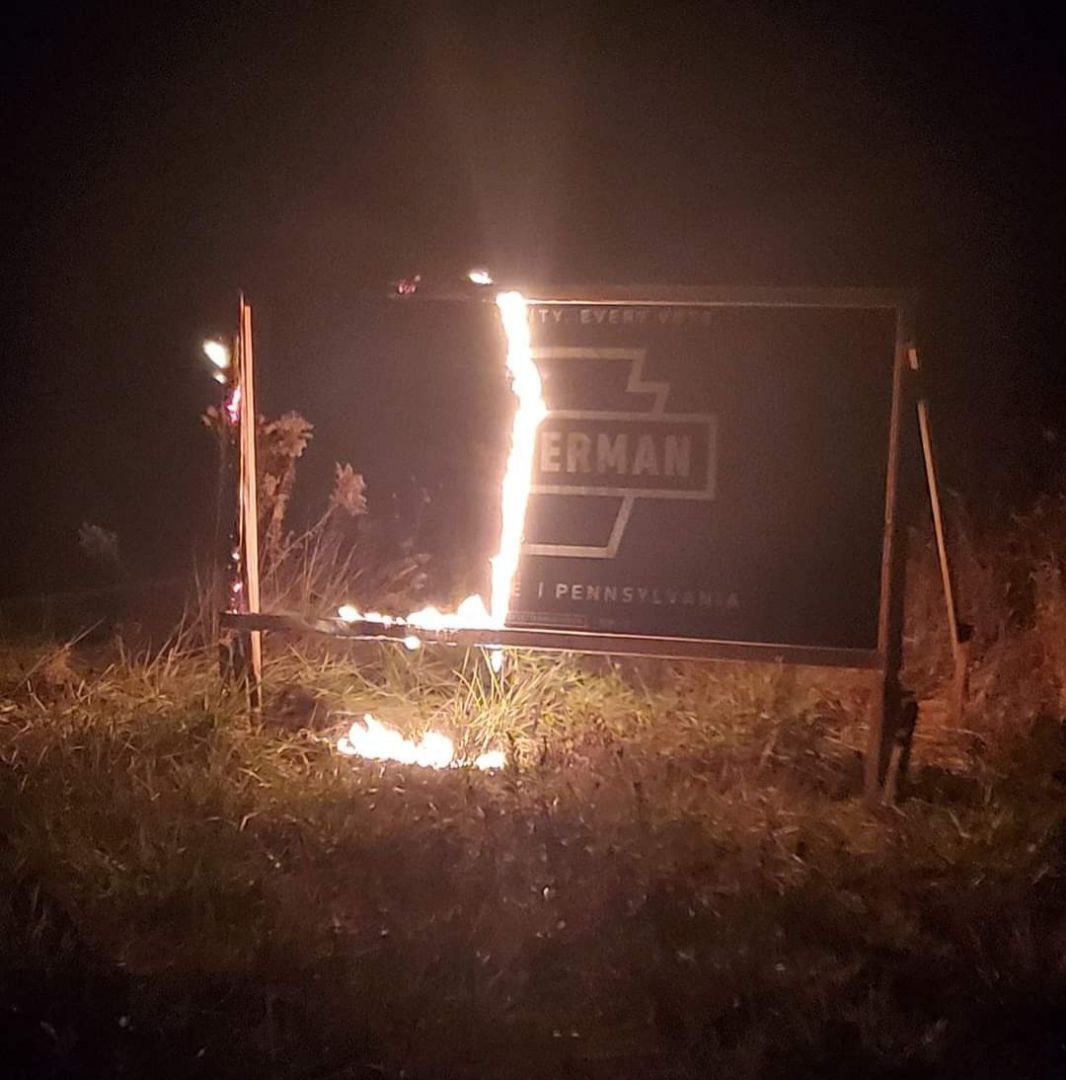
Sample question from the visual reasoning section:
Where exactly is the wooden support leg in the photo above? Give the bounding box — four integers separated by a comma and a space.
868, 323, 910, 806
218, 628, 262, 709
947, 630, 972, 733
882, 693, 918, 806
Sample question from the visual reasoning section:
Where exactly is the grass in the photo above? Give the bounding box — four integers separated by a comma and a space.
1, 637, 1065, 1079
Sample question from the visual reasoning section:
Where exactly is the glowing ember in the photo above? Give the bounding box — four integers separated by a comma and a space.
338, 290, 543, 632
337, 714, 504, 771
224, 383, 242, 425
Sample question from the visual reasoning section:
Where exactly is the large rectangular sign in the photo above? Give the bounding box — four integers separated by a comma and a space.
510, 288, 905, 654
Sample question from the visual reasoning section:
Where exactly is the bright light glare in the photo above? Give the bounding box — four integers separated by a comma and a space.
467, 268, 493, 286
202, 339, 230, 370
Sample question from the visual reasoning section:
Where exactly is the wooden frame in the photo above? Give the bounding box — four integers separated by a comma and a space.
400, 282, 910, 310
221, 611, 882, 669
224, 285, 914, 797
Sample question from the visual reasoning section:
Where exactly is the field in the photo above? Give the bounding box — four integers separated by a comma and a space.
2, 635, 1065, 1080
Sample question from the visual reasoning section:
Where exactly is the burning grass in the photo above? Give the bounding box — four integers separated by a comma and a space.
1, 639, 1065, 1078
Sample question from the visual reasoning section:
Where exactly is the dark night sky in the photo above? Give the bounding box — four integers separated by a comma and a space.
2, 2, 1064, 598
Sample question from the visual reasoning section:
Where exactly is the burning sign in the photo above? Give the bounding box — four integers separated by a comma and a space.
334, 290, 539, 769
325, 285, 904, 772
338, 290, 544, 633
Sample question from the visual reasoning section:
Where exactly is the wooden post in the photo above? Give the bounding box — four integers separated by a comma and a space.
238, 295, 263, 705
916, 399, 960, 650
865, 309, 911, 805
910, 344, 968, 729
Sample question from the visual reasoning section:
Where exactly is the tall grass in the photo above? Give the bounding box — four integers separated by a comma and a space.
2, 409, 1063, 1075
905, 493, 1066, 762
2, 633, 1064, 1078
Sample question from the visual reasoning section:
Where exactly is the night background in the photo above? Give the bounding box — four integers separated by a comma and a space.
3, 2, 1064, 600
5, 7, 1066, 1077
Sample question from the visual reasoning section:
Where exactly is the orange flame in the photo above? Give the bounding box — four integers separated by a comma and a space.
337, 714, 504, 771
338, 290, 542, 631
490, 291, 546, 623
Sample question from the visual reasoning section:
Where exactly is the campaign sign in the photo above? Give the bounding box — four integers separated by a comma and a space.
510, 293, 902, 652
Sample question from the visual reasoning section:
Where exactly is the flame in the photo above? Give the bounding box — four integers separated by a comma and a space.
491, 291, 546, 623
338, 290, 543, 631
337, 714, 504, 771
407, 593, 494, 630
334, 293, 537, 768
338, 604, 403, 626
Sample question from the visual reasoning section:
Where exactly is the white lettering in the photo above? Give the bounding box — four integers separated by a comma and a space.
632, 435, 659, 476
543, 582, 738, 609
596, 433, 627, 474
566, 432, 592, 473
541, 431, 562, 473
664, 435, 691, 478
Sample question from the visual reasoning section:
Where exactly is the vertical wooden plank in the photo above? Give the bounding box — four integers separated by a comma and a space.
915, 386, 961, 658
865, 305, 911, 803
912, 356, 969, 727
